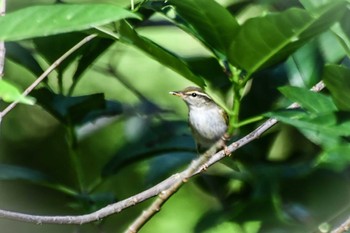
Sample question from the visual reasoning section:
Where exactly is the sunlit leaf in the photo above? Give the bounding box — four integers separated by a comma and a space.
117, 21, 205, 87
285, 41, 322, 88
0, 79, 35, 105
229, 2, 346, 74
0, 4, 141, 41
267, 110, 350, 146
279, 86, 337, 113
143, 0, 240, 59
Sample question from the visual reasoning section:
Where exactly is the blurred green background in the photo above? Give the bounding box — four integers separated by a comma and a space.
1, 0, 350, 233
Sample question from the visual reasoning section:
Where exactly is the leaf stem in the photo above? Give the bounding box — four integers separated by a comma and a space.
229, 66, 242, 134
65, 124, 86, 193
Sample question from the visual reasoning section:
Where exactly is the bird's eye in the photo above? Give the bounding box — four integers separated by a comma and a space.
191, 93, 197, 97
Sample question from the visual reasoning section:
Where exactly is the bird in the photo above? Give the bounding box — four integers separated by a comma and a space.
169, 86, 229, 153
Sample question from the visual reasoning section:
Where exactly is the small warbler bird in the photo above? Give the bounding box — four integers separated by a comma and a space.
170, 86, 229, 153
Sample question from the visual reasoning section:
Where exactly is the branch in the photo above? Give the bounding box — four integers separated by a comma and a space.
125, 139, 227, 233
0, 80, 325, 226
124, 80, 326, 232
0, 33, 97, 119
0, 0, 6, 78
332, 216, 350, 233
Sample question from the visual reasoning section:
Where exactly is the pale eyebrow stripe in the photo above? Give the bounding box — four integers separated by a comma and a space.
186, 91, 212, 100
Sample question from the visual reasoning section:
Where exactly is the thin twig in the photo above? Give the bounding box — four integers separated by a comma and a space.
0, 34, 97, 119
0, 80, 325, 226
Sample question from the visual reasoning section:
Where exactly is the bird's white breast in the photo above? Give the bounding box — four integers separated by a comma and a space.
188, 105, 227, 147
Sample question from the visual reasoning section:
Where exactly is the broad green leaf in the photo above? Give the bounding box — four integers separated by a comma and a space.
322, 64, 350, 111
117, 21, 205, 87
0, 4, 141, 41
31, 88, 122, 125
279, 86, 337, 113
0, 79, 36, 105
285, 41, 322, 88
267, 110, 350, 146
186, 57, 231, 92
229, 2, 346, 75
5, 42, 44, 77
144, 0, 240, 59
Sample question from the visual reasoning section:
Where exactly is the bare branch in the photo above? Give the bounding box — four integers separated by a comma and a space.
0, 34, 97, 119
0, 80, 325, 227
0, 0, 6, 78
332, 216, 350, 233
124, 80, 327, 232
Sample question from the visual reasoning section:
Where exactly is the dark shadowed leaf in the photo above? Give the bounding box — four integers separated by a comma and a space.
102, 120, 196, 177
186, 57, 231, 92
34, 33, 88, 74
31, 88, 122, 125
0, 164, 50, 183
5, 42, 44, 77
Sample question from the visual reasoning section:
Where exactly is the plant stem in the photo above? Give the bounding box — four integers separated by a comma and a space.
66, 124, 85, 193
229, 67, 242, 134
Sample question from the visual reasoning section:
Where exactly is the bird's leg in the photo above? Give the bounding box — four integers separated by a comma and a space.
220, 133, 231, 156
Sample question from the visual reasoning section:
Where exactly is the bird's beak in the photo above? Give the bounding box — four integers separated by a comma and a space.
169, 91, 184, 98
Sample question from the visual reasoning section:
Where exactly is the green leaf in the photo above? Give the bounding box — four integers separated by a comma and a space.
0, 79, 36, 105
117, 21, 205, 87
267, 110, 350, 146
144, 0, 240, 59
322, 64, 350, 111
318, 144, 350, 171
0, 164, 50, 183
186, 57, 231, 92
228, 2, 346, 75
31, 88, 122, 125
279, 86, 337, 113
5, 42, 44, 77
0, 4, 141, 41
285, 41, 323, 88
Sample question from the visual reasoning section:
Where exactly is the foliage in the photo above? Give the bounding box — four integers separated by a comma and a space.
1, 0, 350, 232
